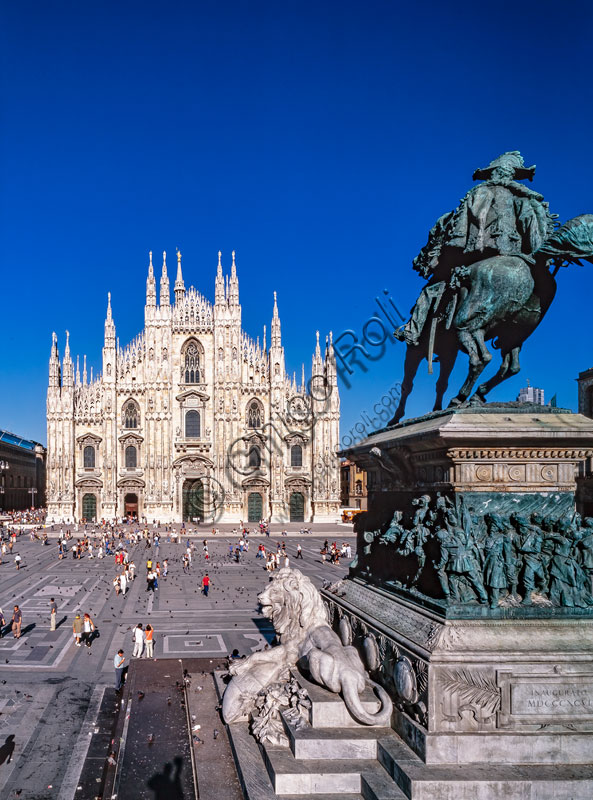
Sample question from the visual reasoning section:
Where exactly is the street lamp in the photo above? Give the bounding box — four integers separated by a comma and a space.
0, 461, 8, 513
28, 487, 38, 509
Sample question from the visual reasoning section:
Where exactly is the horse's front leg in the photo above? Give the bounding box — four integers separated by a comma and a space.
475, 345, 521, 400
433, 346, 457, 411
449, 329, 490, 405
389, 345, 424, 425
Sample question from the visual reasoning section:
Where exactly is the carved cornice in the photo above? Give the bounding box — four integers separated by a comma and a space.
175, 388, 210, 402
118, 432, 144, 446
448, 448, 593, 460
76, 433, 102, 447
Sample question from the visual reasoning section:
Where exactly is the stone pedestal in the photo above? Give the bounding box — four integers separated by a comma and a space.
325, 403, 593, 794
323, 579, 593, 767
342, 403, 593, 525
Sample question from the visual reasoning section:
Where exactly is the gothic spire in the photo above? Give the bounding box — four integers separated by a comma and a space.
312, 330, 323, 377
83, 354, 87, 385
76, 355, 80, 386
48, 332, 60, 389
228, 250, 239, 306
271, 291, 282, 348
160, 250, 170, 306
62, 331, 74, 387
174, 249, 185, 305
146, 250, 156, 307
104, 292, 116, 347
215, 250, 225, 304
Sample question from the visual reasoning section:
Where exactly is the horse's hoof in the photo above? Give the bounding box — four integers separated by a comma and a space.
469, 393, 485, 407
448, 397, 464, 408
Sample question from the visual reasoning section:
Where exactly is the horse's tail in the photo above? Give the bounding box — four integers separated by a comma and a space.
341, 677, 393, 726
537, 214, 593, 266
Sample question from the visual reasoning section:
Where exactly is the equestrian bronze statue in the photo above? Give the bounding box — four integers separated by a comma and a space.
391, 151, 593, 424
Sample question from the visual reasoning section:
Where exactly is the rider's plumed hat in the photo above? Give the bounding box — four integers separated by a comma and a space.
473, 151, 536, 182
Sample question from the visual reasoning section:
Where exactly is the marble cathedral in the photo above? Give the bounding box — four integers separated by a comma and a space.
46, 250, 340, 523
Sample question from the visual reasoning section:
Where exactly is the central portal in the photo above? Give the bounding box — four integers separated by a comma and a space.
124, 493, 138, 518
183, 478, 204, 522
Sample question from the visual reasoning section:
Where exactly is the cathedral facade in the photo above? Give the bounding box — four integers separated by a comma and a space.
46, 251, 340, 523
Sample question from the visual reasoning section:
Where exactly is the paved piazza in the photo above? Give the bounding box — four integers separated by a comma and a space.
0, 527, 351, 799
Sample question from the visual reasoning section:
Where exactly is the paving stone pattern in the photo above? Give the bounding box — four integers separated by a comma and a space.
0, 528, 350, 799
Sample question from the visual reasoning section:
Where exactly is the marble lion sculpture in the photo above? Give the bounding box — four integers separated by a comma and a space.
222, 567, 393, 726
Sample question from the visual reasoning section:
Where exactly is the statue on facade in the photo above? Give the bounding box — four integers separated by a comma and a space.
390, 152, 593, 423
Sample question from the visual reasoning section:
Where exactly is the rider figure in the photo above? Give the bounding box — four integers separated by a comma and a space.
395, 151, 556, 346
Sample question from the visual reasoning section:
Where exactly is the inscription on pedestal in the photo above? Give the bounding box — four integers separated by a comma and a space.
512, 682, 593, 715
499, 671, 593, 727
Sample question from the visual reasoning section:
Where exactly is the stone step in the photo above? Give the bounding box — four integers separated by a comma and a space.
294, 670, 386, 729
281, 709, 396, 760
264, 747, 380, 795
279, 795, 364, 800
378, 737, 593, 800
361, 766, 409, 800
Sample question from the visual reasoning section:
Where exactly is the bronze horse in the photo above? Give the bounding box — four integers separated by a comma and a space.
390, 215, 593, 425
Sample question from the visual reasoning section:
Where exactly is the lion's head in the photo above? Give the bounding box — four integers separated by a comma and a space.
258, 568, 328, 643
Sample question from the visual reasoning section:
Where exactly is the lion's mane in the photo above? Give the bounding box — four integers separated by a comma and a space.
261, 567, 328, 645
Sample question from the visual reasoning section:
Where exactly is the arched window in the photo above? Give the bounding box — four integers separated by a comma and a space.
248, 445, 261, 469
355, 479, 362, 495
123, 399, 140, 429
83, 445, 95, 468
182, 339, 202, 384
290, 444, 303, 467
185, 410, 200, 438
247, 400, 263, 429
125, 445, 137, 469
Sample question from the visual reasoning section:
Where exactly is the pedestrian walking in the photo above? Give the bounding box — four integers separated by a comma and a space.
11, 605, 22, 639
144, 624, 154, 658
72, 613, 83, 646
202, 573, 211, 596
296, 543, 303, 559
15, 553, 21, 570
133, 623, 144, 657
81, 613, 96, 648
114, 649, 126, 691
0, 608, 5, 638
50, 597, 57, 631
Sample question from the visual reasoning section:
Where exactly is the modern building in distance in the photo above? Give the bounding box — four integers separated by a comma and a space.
46, 251, 340, 524
0, 430, 46, 512
340, 459, 368, 511
576, 366, 593, 517
517, 380, 545, 405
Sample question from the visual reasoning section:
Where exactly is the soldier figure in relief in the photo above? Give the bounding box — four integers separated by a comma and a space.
482, 513, 517, 609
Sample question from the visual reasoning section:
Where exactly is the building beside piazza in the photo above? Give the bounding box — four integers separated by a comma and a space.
46, 250, 340, 523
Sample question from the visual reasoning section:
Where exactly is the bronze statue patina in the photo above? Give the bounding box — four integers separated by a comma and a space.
391, 152, 593, 423
357, 494, 593, 610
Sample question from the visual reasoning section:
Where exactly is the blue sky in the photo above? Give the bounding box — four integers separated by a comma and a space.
1, 1, 593, 446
